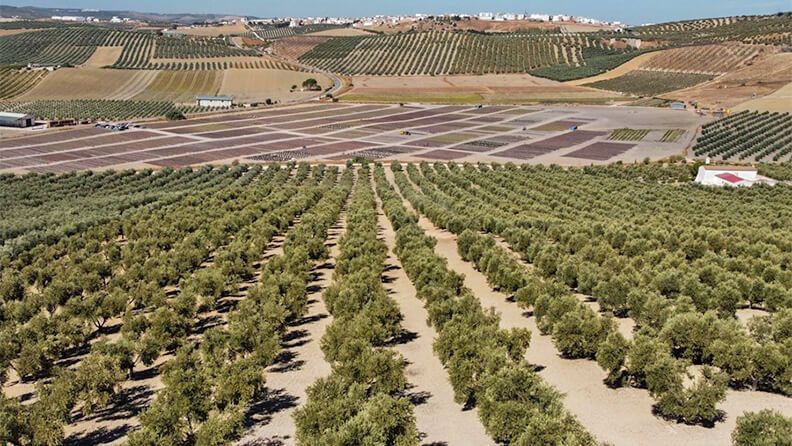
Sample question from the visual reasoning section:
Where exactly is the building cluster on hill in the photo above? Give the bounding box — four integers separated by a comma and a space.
246, 12, 622, 29
50, 14, 132, 23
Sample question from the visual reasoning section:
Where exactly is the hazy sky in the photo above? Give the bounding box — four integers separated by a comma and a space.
3, 0, 790, 25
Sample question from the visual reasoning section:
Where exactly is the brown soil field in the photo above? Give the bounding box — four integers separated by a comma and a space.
175, 22, 247, 37
272, 36, 332, 61
81, 46, 123, 67
17, 68, 147, 100
344, 74, 621, 104
661, 52, 792, 110
132, 70, 223, 103
217, 69, 332, 103
0, 28, 47, 36
109, 71, 160, 100
734, 81, 792, 112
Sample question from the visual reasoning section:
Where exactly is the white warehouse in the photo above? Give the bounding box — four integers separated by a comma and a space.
196, 96, 233, 108
694, 165, 758, 187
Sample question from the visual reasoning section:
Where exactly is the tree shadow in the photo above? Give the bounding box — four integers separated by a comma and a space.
64, 424, 131, 446
244, 388, 299, 428
290, 313, 327, 327
651, 404, 725, 428
239, 437, 289, 446
388, 329, 418, 346
72, 385, 154, 425
407, 390, 432, 406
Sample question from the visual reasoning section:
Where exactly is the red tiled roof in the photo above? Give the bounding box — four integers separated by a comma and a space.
715, 172, 745, 184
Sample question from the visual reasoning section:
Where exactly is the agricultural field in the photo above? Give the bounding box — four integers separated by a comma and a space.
629, 13, 792, 46
638, 43, 774, 75
272, 35, 333, 60
0, 161, 790, 446
299, 31, 638, 77
0, 99, 209, 121
693, 110, 792, 162
0, 103, 704, 173
585, 70, 715, 97
342, 73, 621, 104
131, 70, 223, 103
0, 67, 48, 99
0, 26, 261, 69
664, 52, 792, 110
249, 23, 350, 40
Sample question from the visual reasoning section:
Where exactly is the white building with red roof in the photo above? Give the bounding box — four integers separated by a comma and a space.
694, 165, 758, 187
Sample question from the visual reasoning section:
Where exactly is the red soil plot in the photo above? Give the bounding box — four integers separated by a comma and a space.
0, 127, 105, 150
414, 149, 470, 160
532, 120, 588, 131
563, 142, 637, 161
493, 130, 607, 160
198, 127, 272, 139
417, 121, 478, 134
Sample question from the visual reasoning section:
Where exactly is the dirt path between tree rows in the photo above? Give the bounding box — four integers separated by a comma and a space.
236, 211, 347, 445
383, 166, 792, 446
371, 174, 494, 446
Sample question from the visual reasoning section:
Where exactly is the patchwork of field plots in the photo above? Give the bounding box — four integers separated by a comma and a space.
0, 103, 704, 173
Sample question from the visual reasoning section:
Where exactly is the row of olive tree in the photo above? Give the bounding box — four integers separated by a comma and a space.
380, 163, 595, 445
295, 164, 418, 445
401, 161, 735, 425
128, 166, 352, 444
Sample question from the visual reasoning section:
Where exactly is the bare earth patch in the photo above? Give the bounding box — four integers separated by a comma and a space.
82, 47, 124, 67
344, 74, 621, 104
662, 53, 792, 110
218, 69, 331, 104
17, 68, 148, 100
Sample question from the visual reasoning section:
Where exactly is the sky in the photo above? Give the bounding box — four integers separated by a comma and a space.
3, 0, 790, 25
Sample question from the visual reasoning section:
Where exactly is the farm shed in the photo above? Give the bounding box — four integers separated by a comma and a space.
0, 112, 35, 128
694, 165, 757, 187
197, 96, 233, 108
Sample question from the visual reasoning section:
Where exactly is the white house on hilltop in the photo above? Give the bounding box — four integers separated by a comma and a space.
694, 165, 758, 187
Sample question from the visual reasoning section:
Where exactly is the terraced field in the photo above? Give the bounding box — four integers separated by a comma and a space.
0, 67, 48, 99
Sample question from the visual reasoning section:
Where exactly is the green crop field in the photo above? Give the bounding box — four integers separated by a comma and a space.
0, 99, 211, 120
693, 110, 792, 162
0, 27, 259, 68
298, 30, 639, 76
585, 70, 715, 96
